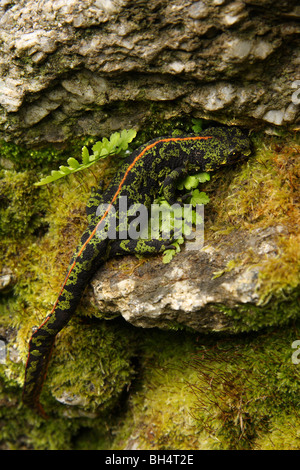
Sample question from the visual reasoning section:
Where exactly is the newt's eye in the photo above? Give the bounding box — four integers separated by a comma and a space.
228, 149, 239, 160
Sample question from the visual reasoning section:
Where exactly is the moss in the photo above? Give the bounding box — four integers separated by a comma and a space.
111, 323, 300, 451
216, 289, 300, 333
188, 324, 300, 450
2, 321, 300, 450
203, 130, 300, 307
0, 170, 48, 238
43, 319, 137, 416
205, 131, 299, 227
111, 329, 207, 450
0, 136, 96, 172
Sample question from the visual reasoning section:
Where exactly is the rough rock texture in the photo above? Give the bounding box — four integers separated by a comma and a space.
91, 225, 288, 332
0, 0, 299, 144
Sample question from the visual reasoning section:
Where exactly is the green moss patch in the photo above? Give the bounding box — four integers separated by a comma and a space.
111, 324, 300, 450
204, 131, 300, 306
45, 319, 137, 416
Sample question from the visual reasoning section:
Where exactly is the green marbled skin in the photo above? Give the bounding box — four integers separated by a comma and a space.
23, 126, 251, 417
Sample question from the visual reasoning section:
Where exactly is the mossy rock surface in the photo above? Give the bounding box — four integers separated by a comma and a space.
0, 126, 299, 449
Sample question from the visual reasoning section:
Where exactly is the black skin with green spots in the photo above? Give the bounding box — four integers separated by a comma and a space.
22, 126, 252, 417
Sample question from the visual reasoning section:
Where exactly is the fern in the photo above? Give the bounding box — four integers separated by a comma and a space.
34, 129, 137, 186
154, 172, 211, 264
191, 118, 203, 133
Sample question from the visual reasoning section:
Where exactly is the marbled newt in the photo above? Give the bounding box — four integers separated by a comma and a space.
23, 126, 252, 417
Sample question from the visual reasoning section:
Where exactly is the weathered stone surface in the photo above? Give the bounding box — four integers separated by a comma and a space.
91, 225, 288, 332
0, 0, 299, 144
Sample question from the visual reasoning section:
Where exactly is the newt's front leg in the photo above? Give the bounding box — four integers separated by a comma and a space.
162, 166, 188, 205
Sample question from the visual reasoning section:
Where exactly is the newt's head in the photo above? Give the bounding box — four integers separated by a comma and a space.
200, 126, 252, 171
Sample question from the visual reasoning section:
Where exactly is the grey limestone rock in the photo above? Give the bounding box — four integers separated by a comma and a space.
91, 225, 288, 332
0, 0, 299, 144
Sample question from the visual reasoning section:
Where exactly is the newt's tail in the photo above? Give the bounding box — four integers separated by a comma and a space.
22, 249, 101, 416
22, 266, 93, 417
22, 330, 55, 419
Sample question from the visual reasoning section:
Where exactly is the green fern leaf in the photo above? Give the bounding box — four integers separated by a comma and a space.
81, 146, 90, 165
34, 129, 137, 186
67, 157, 80, 169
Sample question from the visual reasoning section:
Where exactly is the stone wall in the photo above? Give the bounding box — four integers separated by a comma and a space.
0, 0, 299, 144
